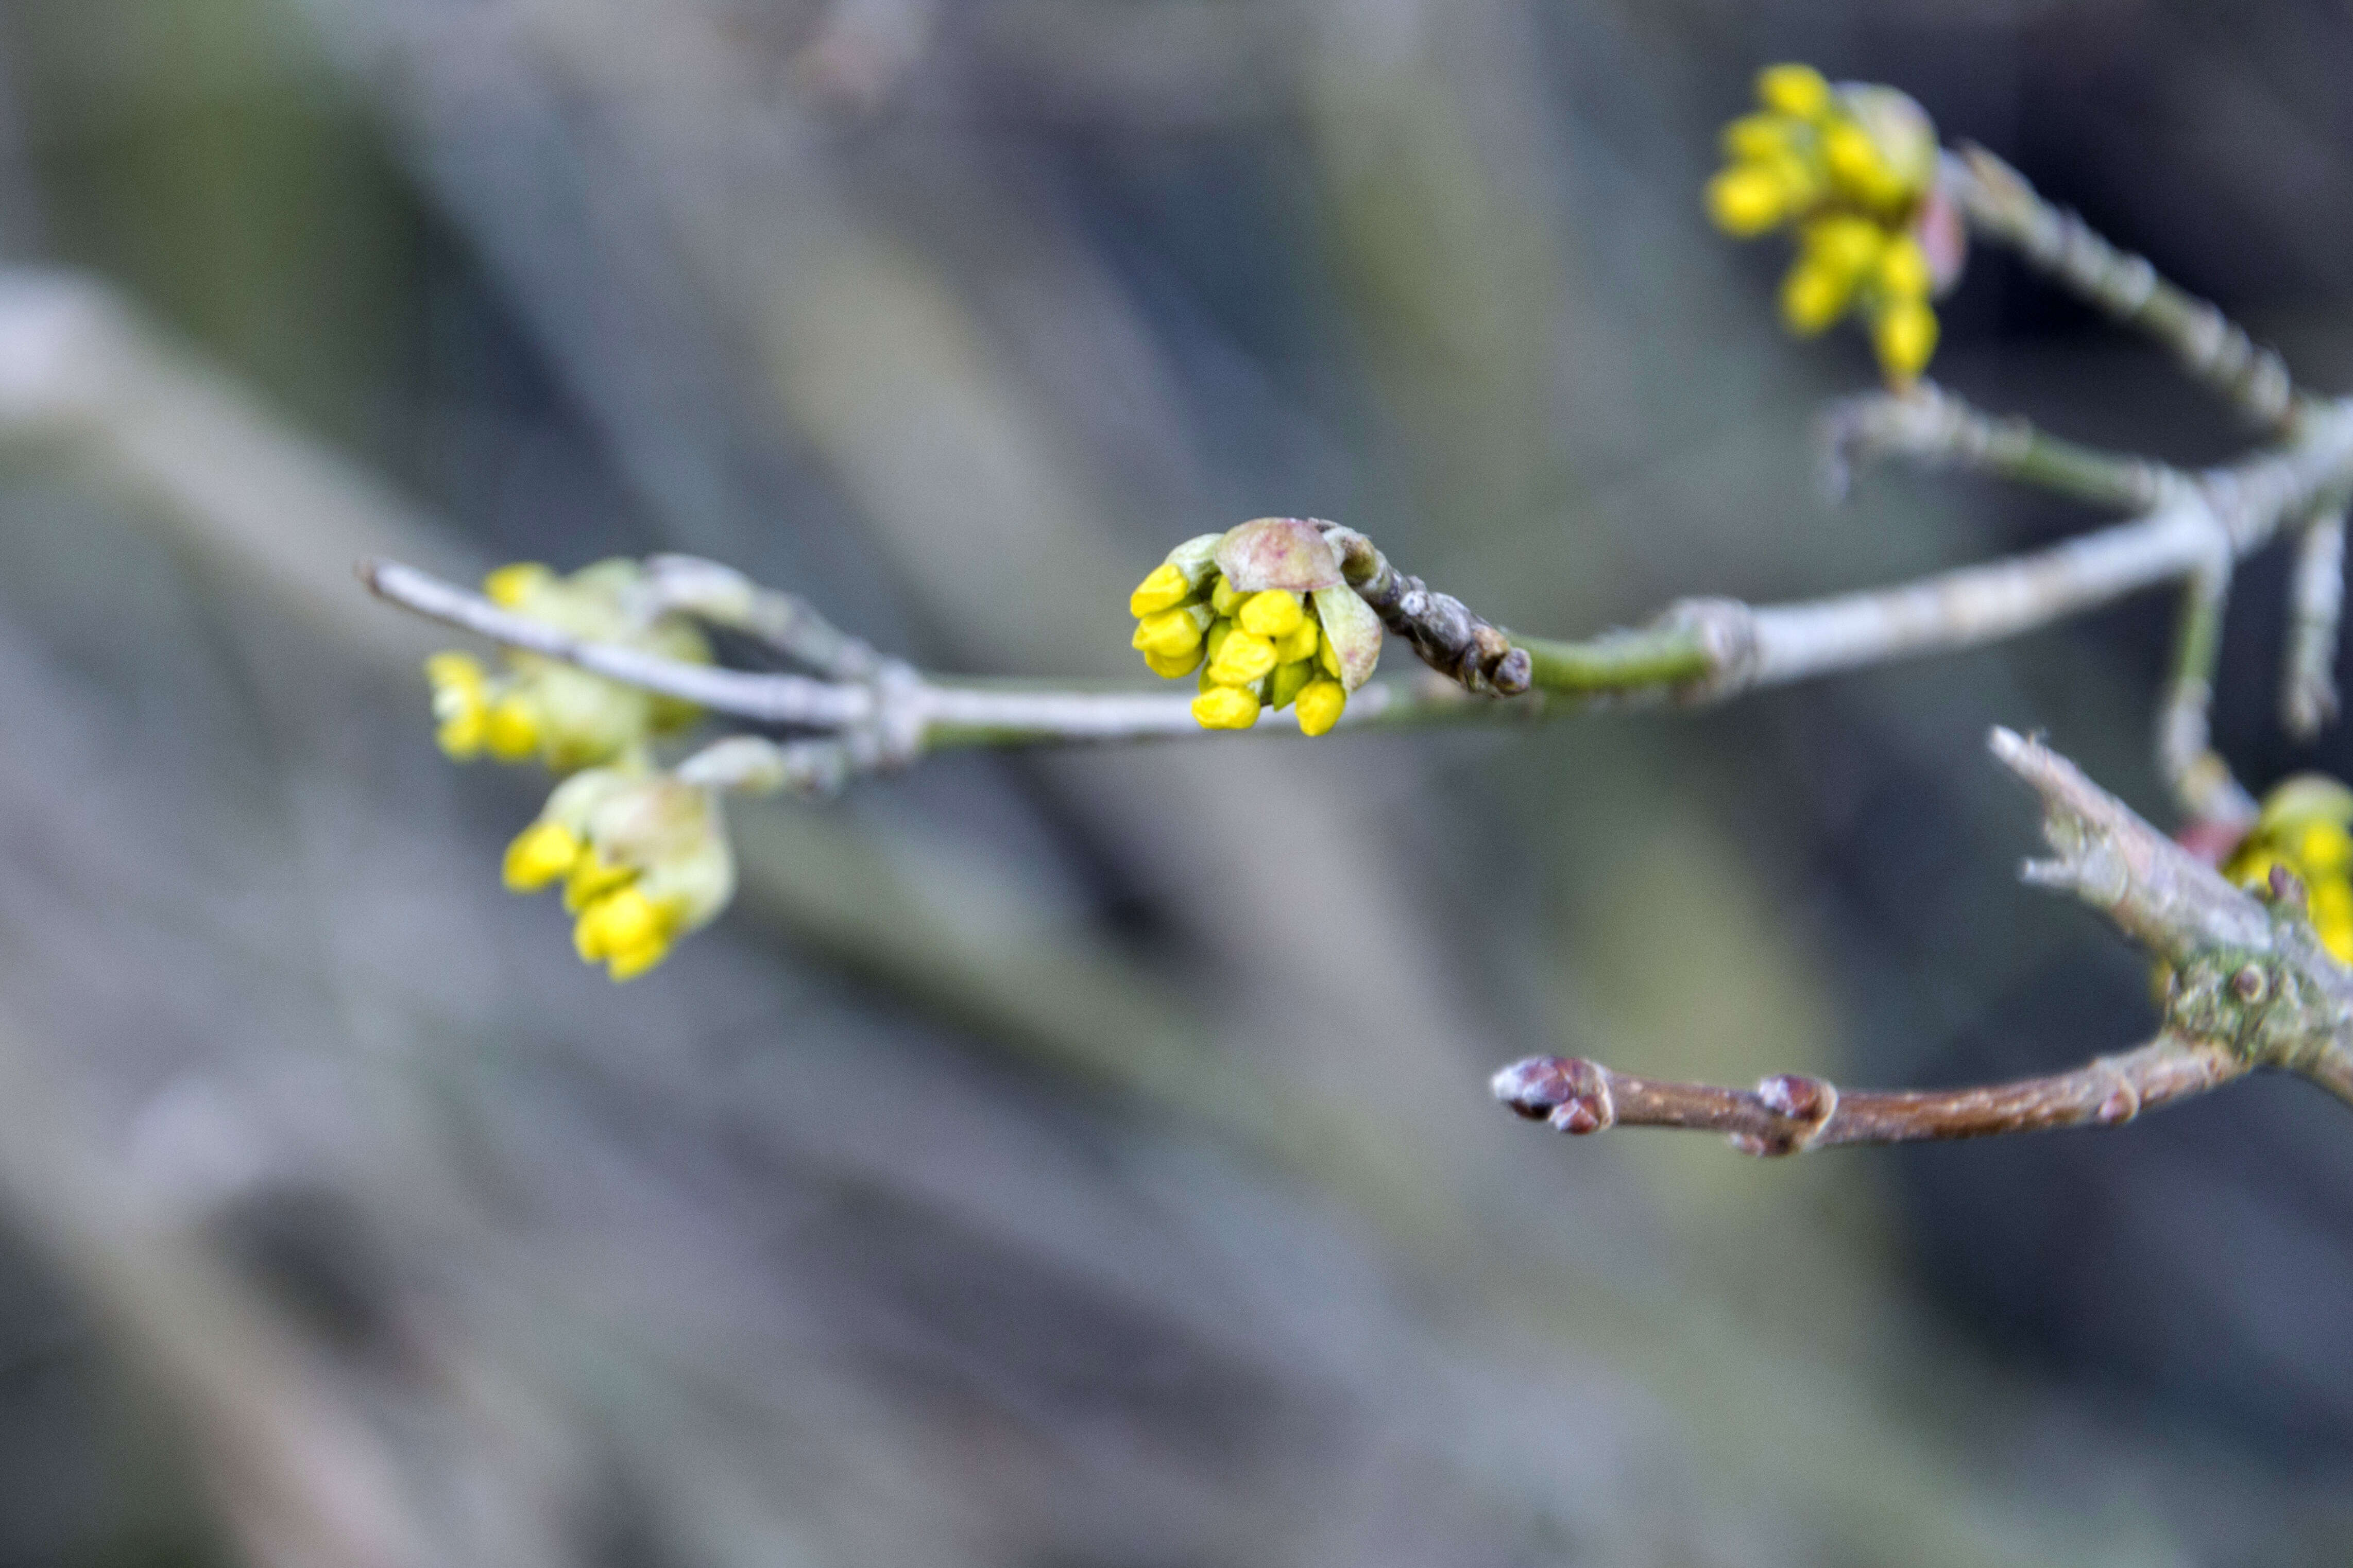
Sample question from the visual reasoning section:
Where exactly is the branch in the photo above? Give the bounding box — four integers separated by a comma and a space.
1946, 145, 2303, 431
1492, 1035, 2245, 1155
2284, 499, 2347, 738
360, 558, 1502, 781
1819, 381, 2179, 513
364, 399, 2353, 761
1492, 728, 2353, 1154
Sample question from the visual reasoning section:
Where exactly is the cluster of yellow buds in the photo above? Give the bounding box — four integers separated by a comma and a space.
2223, 776, 2353, 964
499, 763, 736, 981
1129, 518, 1384, 735
1705, 63, 1949, 384
426, 560, 711, 772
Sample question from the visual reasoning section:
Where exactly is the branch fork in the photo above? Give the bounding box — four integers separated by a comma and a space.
1493, 729, 2353, 1155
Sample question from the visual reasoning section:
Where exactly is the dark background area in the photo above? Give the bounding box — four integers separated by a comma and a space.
0, 1, 2348, 1563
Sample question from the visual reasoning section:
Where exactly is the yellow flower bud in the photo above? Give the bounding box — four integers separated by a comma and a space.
604, 930, 675, 981
1210, 576, 1243, 615
1780, 259, 1853, 335
574, 884, 668, 964
1128, 562, 1196, 617
503, 820, 585, 892
1237, 591, 1306, 639
1720, 113, 1797, 164
1755, 63, 1831, 120
1143, 645, 1205, 679
563, 848, 636, 914
1295, 679, 1347, 737
2299, 820, 2353, 876
1206, 628, 1278, 686
1317, 628, 1342, 679
1876, 233, 1932, 299
1871, 298, 1938, 382
1822, 119, 1894, 204
425, 651, 487, 694
2313, 879, 2353, 924
1274, 615, 1321, 664
484, 697, 540, 762
484, 562, 555, 609
1705, 163, 1792, 237
1132, 605, 1209, 659
1267, 659, 1314, 711
1801, 214, 1883, 278
1191, 686, 1261, 730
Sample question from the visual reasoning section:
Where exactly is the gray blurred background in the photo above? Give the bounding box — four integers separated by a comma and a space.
0, 0, 2349, 1563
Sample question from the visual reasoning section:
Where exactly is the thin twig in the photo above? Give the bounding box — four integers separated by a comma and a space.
2157, 549, 2256, 824
1492, 1035, 2244, 1155
1493, 728, 2353, 1153
2284, 501, 2347, 738
642, 554, 888, 681
1947, 145, 2301, 431
1819, 382, 2180, 512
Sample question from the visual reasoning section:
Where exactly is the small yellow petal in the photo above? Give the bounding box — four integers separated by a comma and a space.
1720, 113, 1797, 164
1128, 562, 1195, 617
1876, 233, 1932, 299
2298, 821, 2353, 876
563, 849, 636, 915
425, 651, 486, 693
605, 936, 672, 981
1821, 120, 1889, 200
1273, 615, 1320, 664
483, 562, 554, 609
573, 885, 667, 964
1237, 591, 1306, 639
1317, 628, 1342, 679
484, 698, 540, 762
1780, 260, 1853, 335
1704, 163, 1792, 237
1801, 214, 1884, 278
1755, 63, 1831, 120
1132, 606, 1208, 659
1143, 645, 1205, 679
1191, 686, 1261, 730
1872, 299, 1939, 382
1295, 679, 1346, 737
1210, 575, 1242, 616
1206, 629, 1278, 686
2312, 879, 2353, 924
435, 708, 487, 761
504, 820, 585, 892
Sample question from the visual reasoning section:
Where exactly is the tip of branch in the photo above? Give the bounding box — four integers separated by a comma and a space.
1491, 1056, 1615, 1135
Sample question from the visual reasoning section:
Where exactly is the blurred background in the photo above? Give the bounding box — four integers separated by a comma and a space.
0, 0, 2350, 1563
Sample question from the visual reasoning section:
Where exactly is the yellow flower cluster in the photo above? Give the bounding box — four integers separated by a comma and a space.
427, 561, 710, 772
500, 764, 736, 981
2224, 776, 2353, 964
1705, 64, 1943, 384
1129, 519, 1384, 735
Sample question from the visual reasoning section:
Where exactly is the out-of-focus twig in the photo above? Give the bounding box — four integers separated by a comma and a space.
2284, 501, 2347, 738
1818, 381, 2179, 512
1947, 145, 2303, 431
1494, 728, 2353, 1152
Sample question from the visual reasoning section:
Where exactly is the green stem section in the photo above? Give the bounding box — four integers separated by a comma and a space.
1513, 624, 1714, 696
